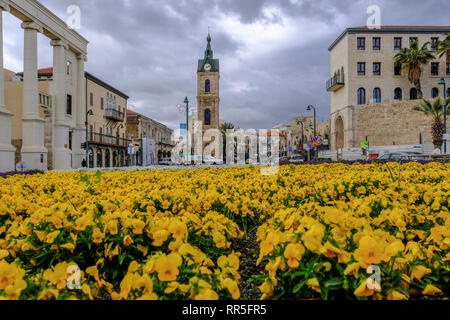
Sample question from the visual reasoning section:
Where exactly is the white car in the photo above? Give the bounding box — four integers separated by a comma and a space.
159, 158, 172, 166
203, 155, 223, 165
290, 155, 304, 164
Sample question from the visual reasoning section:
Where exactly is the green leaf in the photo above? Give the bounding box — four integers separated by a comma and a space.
118, 254, 125, 265
290, 271, 306, 279
325, 278, 343, 288
293, 279, 307, 294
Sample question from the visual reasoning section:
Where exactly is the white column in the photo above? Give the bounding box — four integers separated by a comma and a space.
21, 21, 47, 171
72, 53, 87, 169
0, 2, 15, 172
50, 39, 71, 170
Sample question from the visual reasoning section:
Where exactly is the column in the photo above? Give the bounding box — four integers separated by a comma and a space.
0, 2, 15, 172
21, 21, 47, 171
72, 53, 87, 168
50, 39, 71, 170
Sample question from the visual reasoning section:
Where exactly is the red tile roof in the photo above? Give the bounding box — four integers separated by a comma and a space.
127, 109, 139, 116
17, 67, 53, 76
351, 25, 450, 30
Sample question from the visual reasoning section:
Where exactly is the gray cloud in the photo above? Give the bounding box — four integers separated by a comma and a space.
3, 0, 450, 131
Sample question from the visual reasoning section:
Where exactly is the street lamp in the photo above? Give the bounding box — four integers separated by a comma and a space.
307, 105, 317, 160
296, 120, 305, 157
184, 97, 189, 164
438, 77, 447, 154
85, 109, 94, 167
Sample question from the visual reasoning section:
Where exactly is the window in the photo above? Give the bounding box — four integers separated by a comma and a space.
357, 88, 366, 105
66, 61, 72, 76
431, 37, 439, 51
373, 37, 381, 50
409, 37, 418, 46
204, 109, 211, 125
90, 92, 93, 106
66, 94, 72, 115
205, 79, 211, 93
373, 88, 381, 103
431, 62, 439, 76
394, 88, 402, 101
446, 63, 450, 76
410, 88, 418, 100
447, 88, 450, 98
357, 62, 366, 76
394, 37, 402, 50
357, 37, 365, 50
394, 63, 402, 76
373, 62, 381, 75
69, 131, 72, 150
101, 97, 104, 110
89, 125, 93, 141
431, 87, 439, 98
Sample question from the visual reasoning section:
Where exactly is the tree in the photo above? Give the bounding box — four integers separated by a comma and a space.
436, 33, 450, 64
394, 40, 435, 99
413, 97, 450, 149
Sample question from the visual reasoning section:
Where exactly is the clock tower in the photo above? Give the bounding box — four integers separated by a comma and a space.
197, 33, 220, 132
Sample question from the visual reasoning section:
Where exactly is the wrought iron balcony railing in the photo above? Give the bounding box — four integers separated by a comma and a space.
88, 132, 131, 148
105, 108, 125, 121
326, 74, 345, 92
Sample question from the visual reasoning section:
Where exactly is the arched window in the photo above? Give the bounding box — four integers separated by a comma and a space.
394, 88, 402, 101
447, 88, 450, 98
357, 88, 366, 105
205, 79, 211, 93
431, 87, 439, 98
204, 109, 211, 126
373, 88, 381, 103
96, 149, 102, 168
410, 88, 418, 100
105, 149, 111, 168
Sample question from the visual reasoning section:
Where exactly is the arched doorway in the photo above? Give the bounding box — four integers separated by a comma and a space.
113, 151, 118, 167
96, 149, 103, 168
335, 116, 344, 150
88, 148, 94, 168
105, 149, 111, 168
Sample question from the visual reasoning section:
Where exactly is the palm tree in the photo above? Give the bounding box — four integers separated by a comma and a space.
394, 40, 435, 99
436, 33, 450, 64
413, 97, 450, 149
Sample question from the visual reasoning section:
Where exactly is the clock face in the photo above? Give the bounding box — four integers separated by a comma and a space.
204, 64, 212, 71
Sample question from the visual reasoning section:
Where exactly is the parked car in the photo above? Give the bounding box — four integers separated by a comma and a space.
159, 158, 172, 166
279, 157, 291, 165
376, 152, 421, 161
203, 155, 223, 165
289, 155, 304, 164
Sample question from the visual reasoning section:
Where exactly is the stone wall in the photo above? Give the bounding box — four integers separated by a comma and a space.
352, 99, 438, 147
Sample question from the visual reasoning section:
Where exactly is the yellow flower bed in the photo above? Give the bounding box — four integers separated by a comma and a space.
0, 162, 449, 300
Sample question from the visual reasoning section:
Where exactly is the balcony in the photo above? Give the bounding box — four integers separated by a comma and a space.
326, 74, 345, 92
105, 108, 125, 121
88, 132, 131, 148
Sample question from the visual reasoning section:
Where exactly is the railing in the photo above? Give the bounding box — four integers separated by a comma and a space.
39, 92, 51, 108
88, 132, 131, 148
105, 108, 125, 121
326, 74, 345, 92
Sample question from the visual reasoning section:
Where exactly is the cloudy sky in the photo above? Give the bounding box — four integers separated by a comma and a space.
3, 0, 450, 130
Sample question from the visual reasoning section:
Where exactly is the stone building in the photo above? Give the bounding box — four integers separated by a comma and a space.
327, 26, 450, 151
85, 72, 130, 168
126, 109, 174, 165
0, 0, 88, 172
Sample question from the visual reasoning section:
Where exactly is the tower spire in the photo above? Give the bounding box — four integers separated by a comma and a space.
205, 32, 213, 59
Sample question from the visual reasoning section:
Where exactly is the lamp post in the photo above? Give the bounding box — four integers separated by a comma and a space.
438, 77, 447, 154
296, 120, 305, 157
184, 97, 189, 164
85, 109, 94, 167
307, 105, 317, 160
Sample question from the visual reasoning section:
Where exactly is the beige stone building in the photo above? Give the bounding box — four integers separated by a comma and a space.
0, 0, 88, 172
328, 26, 450, 151
85, 72, 129, 168
126, 109, 174, 165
